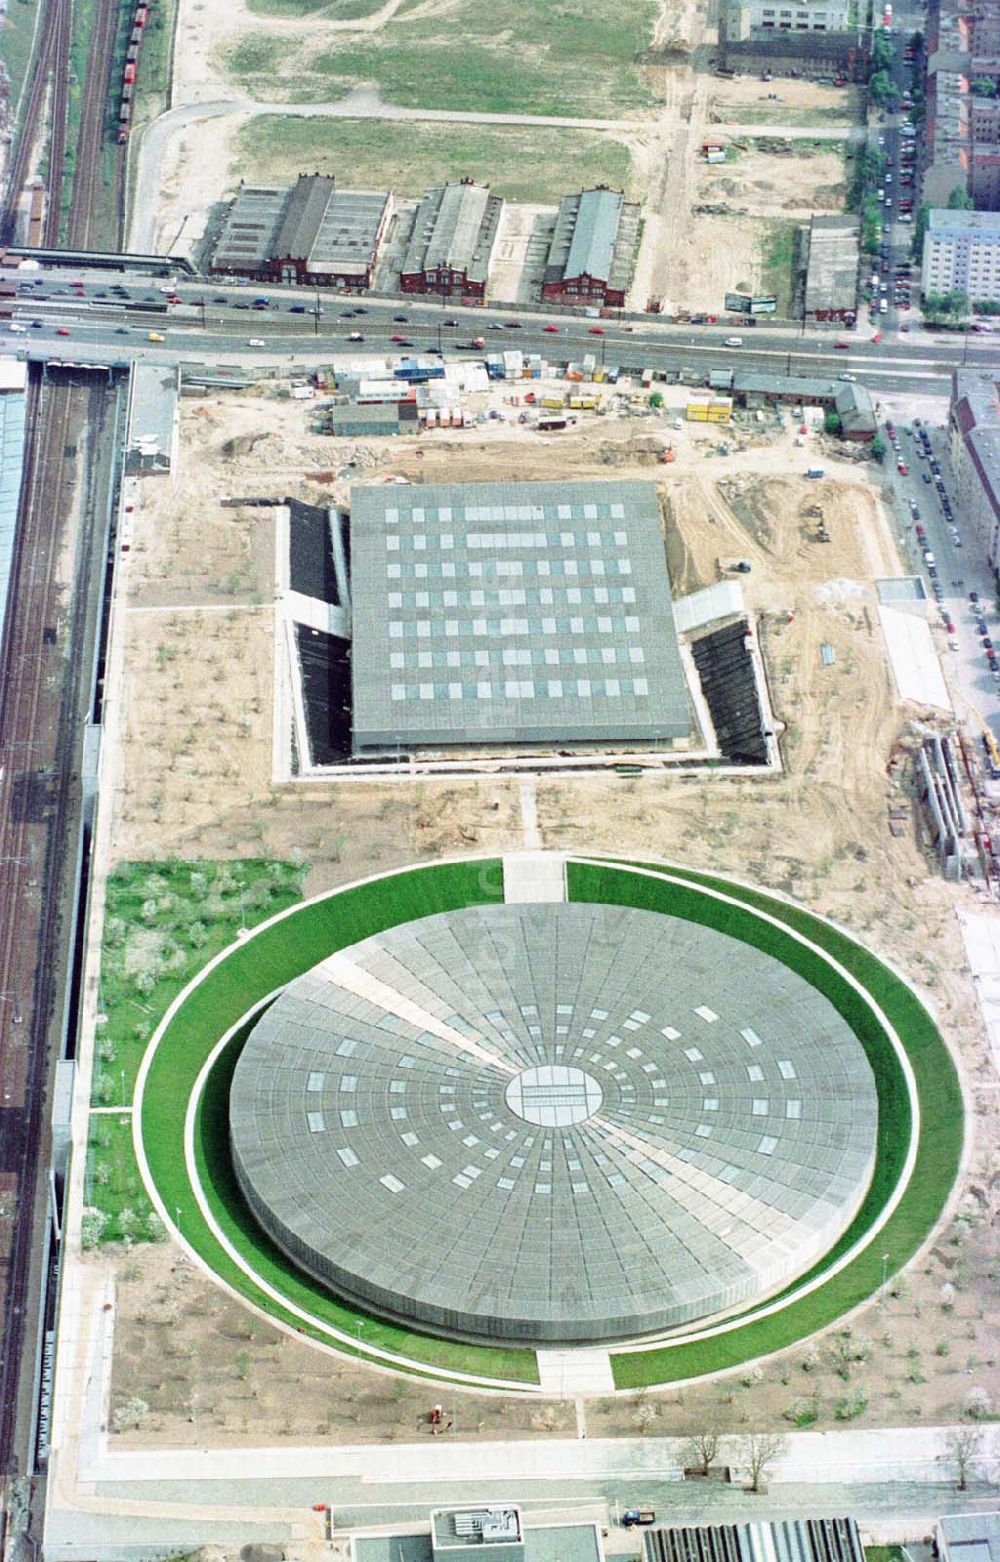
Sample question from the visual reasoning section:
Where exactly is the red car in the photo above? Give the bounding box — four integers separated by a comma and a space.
835, 340, 851, 349
391, 333, 406, 342
871, 331, 883, 343
898, 461, 909, 476
542, 324, 559, 334
56, 326, 71, 336
588, 326, 605, 335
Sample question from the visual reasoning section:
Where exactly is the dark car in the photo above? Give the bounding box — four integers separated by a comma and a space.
923, 472, 932, 483
978, 619, 989, 635
30, 320, 42, 328
212, 295, 228, 303
442, 319, 458, 327
288, 304, 306, 313
393, 314, 408, 322
234, 301, 250, 309
504, 321, 523, 329
971, 591, 981, 603
353, 307, 368, 314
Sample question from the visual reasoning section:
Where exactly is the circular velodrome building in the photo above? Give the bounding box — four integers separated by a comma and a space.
230, 899, 879, 1345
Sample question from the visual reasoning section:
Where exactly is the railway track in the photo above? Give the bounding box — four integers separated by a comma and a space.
0, 0, 72, 245
68, 0, 126, 247
0, 373, 78, 1486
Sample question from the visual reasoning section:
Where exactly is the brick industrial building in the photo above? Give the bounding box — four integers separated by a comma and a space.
399, 180, 505, 302
210, 174, 392, 288
540, 187, 641, 310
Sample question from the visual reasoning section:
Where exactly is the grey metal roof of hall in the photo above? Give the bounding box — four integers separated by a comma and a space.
308, 189, 390, 275
564, 187, 622, 282
230, 901, 878, 1344
402, 183, 501, 283
349, 479, 692, 754
211, 185, 291, 270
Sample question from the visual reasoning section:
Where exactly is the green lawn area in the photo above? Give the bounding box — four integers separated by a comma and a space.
84, 859, 305, 1244
224, 0, 660, 115
86, 1113, 159, 1246
137, 858, 540, 1384
760, 219, 800, 316
569, 858, 963, 1389
0, 0, 39, 115
93, 858, 306, 1106
236, 116, 634, 203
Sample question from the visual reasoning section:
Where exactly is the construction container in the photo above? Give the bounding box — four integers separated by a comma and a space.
686, 398, 733, 423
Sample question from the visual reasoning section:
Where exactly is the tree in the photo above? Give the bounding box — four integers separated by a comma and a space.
740, 1430, 787, 1493
947, 185, 975, 209
944, 1425, 982, 1490
870, 31, 896, 73
682, 1423, 726, 1476
871, 432, 888, 461
648, 391, 664, 409
971, 77, 997, 97
824, 411, 843, 437
868, 70, 897, 108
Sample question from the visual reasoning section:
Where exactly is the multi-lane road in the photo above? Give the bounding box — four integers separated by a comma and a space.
2, 266, 997, 397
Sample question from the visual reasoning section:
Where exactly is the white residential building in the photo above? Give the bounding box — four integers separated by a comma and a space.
724, 0, 851, 35
922, 209, 1000, 302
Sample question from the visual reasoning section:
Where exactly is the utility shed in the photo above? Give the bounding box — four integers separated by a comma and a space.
210, 184, 291, 276
541, 186, 641, 309
349, 478, 693, 755
400, 180, 505, 301
803, 214, 860, 322
645, 1519, 865, 1562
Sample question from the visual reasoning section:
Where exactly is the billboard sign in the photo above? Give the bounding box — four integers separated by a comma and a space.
725, 291, 752, 313
749, 295, 778, 315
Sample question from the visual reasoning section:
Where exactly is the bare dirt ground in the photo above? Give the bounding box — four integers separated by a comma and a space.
708, 77, 863, 125
106, 387, 1000, 1446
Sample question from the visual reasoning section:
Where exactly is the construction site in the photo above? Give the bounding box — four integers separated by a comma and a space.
60, 345, 996, 1462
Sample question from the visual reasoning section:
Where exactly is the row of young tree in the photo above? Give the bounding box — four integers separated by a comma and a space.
681, 1422, 986, 1492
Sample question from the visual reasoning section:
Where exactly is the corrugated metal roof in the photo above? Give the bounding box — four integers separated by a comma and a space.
273, 173, 336, 261
564, 187, 623, 282
402, 182, 503, 284
646, 1520, 864, 1562
544, 187, 640, 290
211, 185, 290, 270
308, 188, 390, 276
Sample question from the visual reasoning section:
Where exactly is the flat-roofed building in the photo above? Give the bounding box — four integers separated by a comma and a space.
399, 180, 504, 302
540, 186, 641, 309
922, 209, 1000, 301
937, 1513, 1000, 1562
210, 174, 391, 288
803, 214, 859, 321
349, 479, 693, 756
950, 367, 1000, 566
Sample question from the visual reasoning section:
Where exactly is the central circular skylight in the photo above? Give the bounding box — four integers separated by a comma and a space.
230, 901, 878, 1344
505, 1064, 604, 1126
